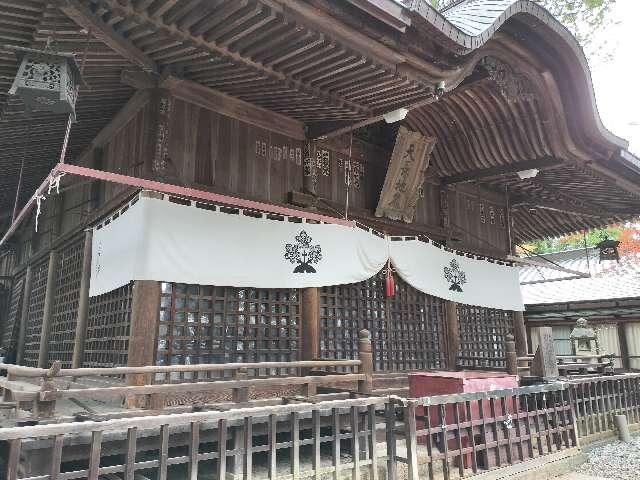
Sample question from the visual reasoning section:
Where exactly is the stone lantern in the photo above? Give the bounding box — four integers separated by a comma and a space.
569, 318, 600, 357
6, 45, 82, 121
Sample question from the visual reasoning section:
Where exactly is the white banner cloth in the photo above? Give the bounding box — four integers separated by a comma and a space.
90, 195, 388, 296
388, 238, 524, 311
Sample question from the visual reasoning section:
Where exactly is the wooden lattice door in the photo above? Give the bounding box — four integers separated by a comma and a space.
319, 273, 447, 371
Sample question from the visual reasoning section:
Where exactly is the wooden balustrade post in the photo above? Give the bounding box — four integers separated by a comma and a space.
16, 265, 33, 365
358, 329, 373, 395
37, 250, 59, 368
126, 280, 161, 409
444, 301, 460, 370
513, 311, 528, 357
232, 367, 249, 403
71, 229, 92, 369
505, 334, 518, 376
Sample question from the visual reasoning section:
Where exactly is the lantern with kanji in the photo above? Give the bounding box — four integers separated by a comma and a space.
7, 45, 81, 121
596, 237, 620, 262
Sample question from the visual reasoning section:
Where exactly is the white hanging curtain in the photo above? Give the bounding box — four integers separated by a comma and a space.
388, 238, 524, 311
90, 193, 524, 311
89, 194, 388, 296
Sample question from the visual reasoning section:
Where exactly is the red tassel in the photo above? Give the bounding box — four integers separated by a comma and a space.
385, 266, 395, 297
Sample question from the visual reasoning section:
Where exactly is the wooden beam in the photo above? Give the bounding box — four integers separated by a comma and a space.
442, 157, 562, 185
511, 195, 637, 219
54, 0, 157, 72
102, 0, 370, 116
77, 89, 152, 166
507, 255, 590, 278
160, 76, 307, 140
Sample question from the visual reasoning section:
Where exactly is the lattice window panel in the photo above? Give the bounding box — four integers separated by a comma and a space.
48, 239, 84, 368
84, 283, 133, 368
319, 275, 387, 369
387, 280, 447, 371
320, 275, 446, 371
156, 283, 300, 382
1, 274, 24, 359
22, 260, 49, 367
457, 305, 515, 369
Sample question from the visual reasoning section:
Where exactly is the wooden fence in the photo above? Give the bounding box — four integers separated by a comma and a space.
390, 382, 578, 480
1, 374, 639, 479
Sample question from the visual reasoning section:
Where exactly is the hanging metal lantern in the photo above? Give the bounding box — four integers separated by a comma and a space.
6, 45, 82, 121
596, 237, 620, 262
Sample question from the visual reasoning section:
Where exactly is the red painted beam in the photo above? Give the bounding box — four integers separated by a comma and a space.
0, 163, 354, 249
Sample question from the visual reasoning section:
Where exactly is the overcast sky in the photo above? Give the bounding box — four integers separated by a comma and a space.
590, 0, 640, 155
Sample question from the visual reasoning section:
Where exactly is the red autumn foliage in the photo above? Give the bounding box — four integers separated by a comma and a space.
618, 226, 640, 257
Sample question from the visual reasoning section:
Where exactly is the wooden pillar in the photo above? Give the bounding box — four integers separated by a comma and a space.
444, 301, 459, 370
300, 287, 320, 361
15, 265, 33, 365
37, 250, 59, 368
617, 322, 630, 371
505, 334, 517, 375
301, 287, 320, 395
71, 230, 93, 368
513, 311, 528, 357
126, 280, 161, 408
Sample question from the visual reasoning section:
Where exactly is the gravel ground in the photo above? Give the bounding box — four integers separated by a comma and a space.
575, 435, 640, 480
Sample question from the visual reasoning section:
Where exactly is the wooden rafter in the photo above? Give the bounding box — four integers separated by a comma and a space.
54, 0, 157, 72
442, 157, 561, 185
99, 0, 372, 116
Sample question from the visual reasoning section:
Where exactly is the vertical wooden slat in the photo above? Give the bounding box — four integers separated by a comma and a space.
489, 397, 501, 468
15, 266, 33, 365
218, 419, 228, 480
439, 403, 450, 480
50, 434, 64, 480
188, 422, 200, 480
500, 396, 513, 464
556, 390, 570, 449
37, 249, 59, 368
268, 414, 277, 480
125, 427, 138, 480
244, 417, 253, 480
384, 403, 397, 480
291, 411, 300, 478
453, 402, 464, 477
7, 439, 21, 480
159, 424, 169, 480
541, 394, 553, 454
513, 394, 524, 462
88, 430, 103, 480
332, 408, 341, 480
478, 398, 488, 470
465, 400, 478, 473
351, 406, 360, 480
312, 410, 321, 480
404, 403, 419, 480
424, 404, 435, 480
532, 393, 544, 455
522, 391, 534, 460
71, 229, 92, 368
444, 301, 459, 369
367, 404, 379, 480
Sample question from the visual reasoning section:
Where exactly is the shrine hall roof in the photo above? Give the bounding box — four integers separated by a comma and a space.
0, 0, 638, 243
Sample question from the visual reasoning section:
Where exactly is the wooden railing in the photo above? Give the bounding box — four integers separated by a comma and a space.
391, 382, 579, 480
567, 373, 640, 441
0, 329, 375, 417
2, 374, 640, 480
0, 396, 388, 480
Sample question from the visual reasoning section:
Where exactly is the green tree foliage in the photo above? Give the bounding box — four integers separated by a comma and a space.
517, 226, 623, 255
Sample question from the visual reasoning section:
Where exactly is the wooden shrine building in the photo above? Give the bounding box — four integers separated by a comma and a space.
0, 0, 639, 397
